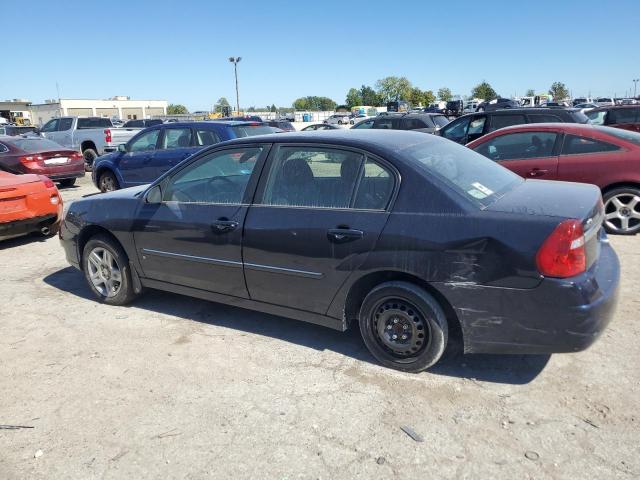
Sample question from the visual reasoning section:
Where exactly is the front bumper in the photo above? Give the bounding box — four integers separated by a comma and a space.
436, 241, 620, 354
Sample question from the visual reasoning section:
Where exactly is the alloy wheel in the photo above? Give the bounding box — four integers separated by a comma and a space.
100, 175, 116, 192
86, 247, 122, 297
372, 298, 431, 357
604, 193, 640, 233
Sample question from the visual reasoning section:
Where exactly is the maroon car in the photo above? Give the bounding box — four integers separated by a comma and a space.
586, 105, 640, 133
0, 136, 85, 187
467, 123, 640, 235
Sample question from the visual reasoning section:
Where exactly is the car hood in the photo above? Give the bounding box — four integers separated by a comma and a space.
487, 179, 601, 223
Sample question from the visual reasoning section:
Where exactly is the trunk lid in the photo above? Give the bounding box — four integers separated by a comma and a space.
487, 179, 604, 269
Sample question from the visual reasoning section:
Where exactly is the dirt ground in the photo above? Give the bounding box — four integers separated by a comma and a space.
1, 176, 638, 479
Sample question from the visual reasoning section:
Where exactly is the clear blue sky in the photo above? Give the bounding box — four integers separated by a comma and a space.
2, 0, 639, 110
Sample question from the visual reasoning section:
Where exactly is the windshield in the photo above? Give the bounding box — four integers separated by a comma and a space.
230, 125, 279, 138
5, 138, 66, 152
598, 126, 640, 146
401, 138, 523, 208
432, 115, 450, 128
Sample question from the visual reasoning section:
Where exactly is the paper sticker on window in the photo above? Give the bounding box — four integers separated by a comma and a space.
471, 182, 494, 196
467, 188, 487, 199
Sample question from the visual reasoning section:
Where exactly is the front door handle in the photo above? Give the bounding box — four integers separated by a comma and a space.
528, 168, 548, 177
211, 219, 239, 234
327, 228, 364, 243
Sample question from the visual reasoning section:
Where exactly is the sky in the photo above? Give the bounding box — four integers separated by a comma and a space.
2, 0, 639, 111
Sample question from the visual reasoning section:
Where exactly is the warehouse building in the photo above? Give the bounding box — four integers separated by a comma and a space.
0, 99, 33, 124
30, 96, 168, 126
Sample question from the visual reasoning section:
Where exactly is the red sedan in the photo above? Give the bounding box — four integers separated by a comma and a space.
467, 123, 640, 235
0, 135, 85, 187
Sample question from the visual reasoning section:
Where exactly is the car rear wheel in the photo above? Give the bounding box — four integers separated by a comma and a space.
59, 178, 76, 188
603, 187, 640, 235
99, 171, 119, 192
358, 281, 448, 373
83, 149, 98, 171
83, 234, 138, 305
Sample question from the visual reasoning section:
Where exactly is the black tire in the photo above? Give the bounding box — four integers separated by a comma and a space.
59, 178, 76, 188
82, 234, 139, 305
358, 281, 448, 373
602, 187, 640, 235
83, 149, 98, 171
98, 171, 119, 192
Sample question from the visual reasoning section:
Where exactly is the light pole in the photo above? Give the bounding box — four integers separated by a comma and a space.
633, 79, 639, 98
229, 57, 241, 114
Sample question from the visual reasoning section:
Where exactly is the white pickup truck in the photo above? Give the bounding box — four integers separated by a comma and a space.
40, 117, 141, 169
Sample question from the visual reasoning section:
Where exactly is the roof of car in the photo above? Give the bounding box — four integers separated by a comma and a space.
457, 107, 581, 118
213, 129, 443, 160
588, 105, 639, 111
142, 120, 264, 128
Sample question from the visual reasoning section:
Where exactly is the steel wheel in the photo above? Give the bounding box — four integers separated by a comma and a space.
86, 247, 123, 297
604, 192, 640, 234
372, 298, 431, 358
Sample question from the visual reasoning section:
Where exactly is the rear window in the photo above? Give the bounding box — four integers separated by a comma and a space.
77, 118, 112, 129
402, 138, 522, 207
229, 125, 279, 138
432, 115, 450, 128
597, 126, 640, 146
4, 138, 66, 152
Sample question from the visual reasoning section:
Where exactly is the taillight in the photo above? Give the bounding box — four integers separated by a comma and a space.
536, 219, 586, 278
104, 129, 112, 143
38, 175, 55, 188
19, 155, 43, 168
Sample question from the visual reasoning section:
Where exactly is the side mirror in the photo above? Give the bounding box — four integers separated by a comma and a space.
117, 143, 127, 153
145, 184, 162, 204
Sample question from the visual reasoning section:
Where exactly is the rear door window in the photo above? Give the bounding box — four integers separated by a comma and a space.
561, 134, 620, 155
488, 114, 527, 132
161, 127, 193, 149
403, 118, 429, 130
195, 128, 222, 146
373, 118, 397, 130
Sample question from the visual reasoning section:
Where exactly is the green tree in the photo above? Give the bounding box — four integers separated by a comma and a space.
423, 89, 436, 106
345, 88, 363, 108
471, 81, 498, 101
292, 96, 337, 111
167, 104, 188, 114
375, 76, 412, 102
270, 104, 277, 112
359, 85, 382, 106
214, 97, 230, 113
437, 87, 452, 102
525, 89, 536, 97
549, 81, 569, 101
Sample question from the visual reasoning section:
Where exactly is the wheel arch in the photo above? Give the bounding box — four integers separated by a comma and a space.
80, 140, 97, 153
77, 225, 123, 270
601, 181, 640, 195
342, 270, 463, 344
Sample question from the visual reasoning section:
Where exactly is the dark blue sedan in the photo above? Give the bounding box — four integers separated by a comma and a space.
92, 121, 280, 192
60, 130, 619, 372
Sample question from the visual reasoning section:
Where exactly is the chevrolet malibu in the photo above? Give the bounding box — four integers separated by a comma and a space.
59, 131, 619, 372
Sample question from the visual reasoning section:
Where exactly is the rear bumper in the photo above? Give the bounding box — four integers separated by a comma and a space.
436, 240, 620, 354
0, 213, 59, 240
47, 171, 85, 181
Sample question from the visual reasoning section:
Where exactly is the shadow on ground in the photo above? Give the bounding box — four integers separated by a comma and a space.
44, 266, 550, 385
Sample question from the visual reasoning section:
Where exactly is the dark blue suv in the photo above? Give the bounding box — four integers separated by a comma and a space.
92, 121, 280, 191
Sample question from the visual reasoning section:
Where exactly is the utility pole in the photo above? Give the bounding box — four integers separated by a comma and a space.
633, 79, 639, 98
229, 57, 242, 114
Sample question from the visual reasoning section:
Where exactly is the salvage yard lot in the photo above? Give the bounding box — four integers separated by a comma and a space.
1, 176, 639, 479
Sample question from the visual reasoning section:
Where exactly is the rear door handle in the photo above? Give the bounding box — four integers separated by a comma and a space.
211, 219, 238, 234
528, 168, 548, 177
327, 228, 364, 243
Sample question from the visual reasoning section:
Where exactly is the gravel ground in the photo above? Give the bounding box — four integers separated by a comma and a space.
1, 176, 638, 479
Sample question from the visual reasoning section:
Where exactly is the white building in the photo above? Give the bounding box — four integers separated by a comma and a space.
30, 96, 168, 126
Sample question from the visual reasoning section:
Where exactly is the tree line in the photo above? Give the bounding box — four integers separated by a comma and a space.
167, 80, 570, 114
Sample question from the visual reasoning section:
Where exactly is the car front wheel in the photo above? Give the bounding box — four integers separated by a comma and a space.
603, 187, 640, 235
99, 171, 119, 192
358, 281, 448, 373
83, 234, 139, 305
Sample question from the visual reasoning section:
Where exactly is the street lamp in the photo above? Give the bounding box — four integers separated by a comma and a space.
229, 57, 242, 114
633, 79, 639, 98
